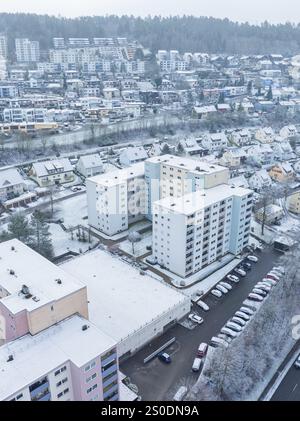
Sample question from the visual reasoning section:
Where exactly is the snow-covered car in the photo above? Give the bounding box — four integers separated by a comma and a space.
294, 356, 300, 369
248, 293, 264, 302
227, 274, 240, 283
226, 322, 242, 332
273, 266, 285, 275
220, 327, 237, 339
262, 278, 277, 286
234, 268, 246, 277
253, 288, 268, 297
173, 386, 188, 402
192, 357, 202, 372
211, 289, 222, 298
231, 316, 247, 327
216, 284, 228, 294
197, 342, 208, 357
210, 336, 229, 348
197, 300, 210, 311
266, 273, 280, 282
240, 306, 255, 316
242, 262, 252, 271
247, 255, 258, 263
235, 311, 250, 321
220, 281, 232, 290
188, 314, 204, 324
255, 283, 271, 293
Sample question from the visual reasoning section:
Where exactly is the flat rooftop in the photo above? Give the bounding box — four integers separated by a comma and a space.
0, 314, 116, 401
61, 249, 189, 344
87, 162, 145, 187
154, 184, 252, 215
0, 239, 86, 314
146, 154, 227, 175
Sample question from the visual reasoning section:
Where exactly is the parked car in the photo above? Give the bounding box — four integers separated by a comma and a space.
158, 352, 172, 364
266, 273, 280, 282
231, 316, 247, 327
220, 281, 232, 290
255, 283, 271, 293
216, 284, 228, 294
242, 262, 252, 271
188, 314, 204, 324
273, 266, 285, 275
192, 358, 202, 372
240, 306, 255, 316
197, 342, 208, 357
173, 386, 188, 401
211, 289, 222, 298
226, 322, 242, 332
227, 274, 240, 283
253, 288, 268, 297
294, 355, 300, 369
247, 255, 258, 263
269, 270, 282, 278
210, 336, 229, 348
234, 268, 246, 277
197, 300, 210, 311
262, 277, 277, 286
220, 327, 237, 339
248, 293, 264, 302
235, 311, 250, 321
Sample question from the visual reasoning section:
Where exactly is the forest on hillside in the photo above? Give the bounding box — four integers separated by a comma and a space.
1, 13, 300, 55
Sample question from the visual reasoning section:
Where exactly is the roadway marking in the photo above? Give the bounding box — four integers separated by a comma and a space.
292, 383, 298, 393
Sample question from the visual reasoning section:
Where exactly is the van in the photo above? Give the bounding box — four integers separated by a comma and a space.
173, 386, 188, 401
197, 342, 208, 357
192, 357, 202, 372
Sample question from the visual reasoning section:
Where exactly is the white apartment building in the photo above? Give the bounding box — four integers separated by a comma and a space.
86, 163, 147, 236
0, 56, 7, 80
3, 108, 47, 123
15, 38, 40, 62
152, 184, 253, 278
0, 315, 119, 402
0, 35, 7, 58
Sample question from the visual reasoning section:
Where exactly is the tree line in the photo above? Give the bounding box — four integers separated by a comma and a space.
1, 13, 300, 55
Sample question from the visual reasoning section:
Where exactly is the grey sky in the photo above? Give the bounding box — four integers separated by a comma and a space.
1, 0, 300, 24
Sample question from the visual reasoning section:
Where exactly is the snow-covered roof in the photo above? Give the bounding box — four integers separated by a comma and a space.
120, 146, 148, 163
0, 169, 25, 189
0, 314, 116, 401
61, 250, 189, 344
78, 154, 103, 169
87, 162, 145, 187
32, 158, 73, 177
0, 239, 85, 314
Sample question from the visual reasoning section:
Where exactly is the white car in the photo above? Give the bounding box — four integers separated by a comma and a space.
197, 300, 210, 311
255, 284, 271, 293
188, 314, 204, 324
227, 274, 240, 283
262, 278, 277, 286
240, 306, 255, 316
234, 268, 246, 277
173, 386, 188, 401
210, 336, 229, 348
267, 272, 280, 281
273, 266, 285, 275
226, 322, 242, 332
235, 311, 250, 321
220, 281, 232, 290
211, 289, 222, 298
220, 327, 237, 339
248, 293, 264, 302
231, 316, 247, 327
216, 284, 228, 294
294, 356, 300, 369
247, 255, 258, 263
253, 288, 268, 297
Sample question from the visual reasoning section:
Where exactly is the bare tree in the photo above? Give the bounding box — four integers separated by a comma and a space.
128, 231, 142, 256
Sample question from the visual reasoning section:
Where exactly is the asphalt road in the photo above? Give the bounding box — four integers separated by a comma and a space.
120, 246, 282, 401
271, 359, 300, 401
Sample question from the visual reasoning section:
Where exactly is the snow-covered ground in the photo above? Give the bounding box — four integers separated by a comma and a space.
119, 231, 152, 257
54, 193, 88, 228
49, 223, 97, 257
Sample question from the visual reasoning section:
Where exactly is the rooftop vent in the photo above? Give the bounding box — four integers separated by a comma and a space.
55, 278, 62, 285
11, 246, 15, 251
7, 355, 14, 362
21, 285, 30, 295
82, 324, 89, 331
9, 269, 15, 276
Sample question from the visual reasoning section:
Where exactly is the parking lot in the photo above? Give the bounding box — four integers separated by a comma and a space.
120, 246, 282, 400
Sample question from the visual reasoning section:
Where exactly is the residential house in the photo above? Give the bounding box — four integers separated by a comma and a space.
178, 138, 206, 157
269, 162, 295, 183
287, 192, 300, 215
248, 169, 273, 191
202, 132, 228, 152
119, 146, 148, 167
256, 204, 284, 224
0, 169, 26, 202
29, 159, 75, 187
193, 105, 217, 119
280, 125, 297, 139
76, 154, 104, 178
255, 127, 275, 144
272, 141, 295, 161
219, 149, 246, 168
230, 129, 252, 146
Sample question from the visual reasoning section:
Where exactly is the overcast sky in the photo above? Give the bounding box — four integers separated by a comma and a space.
1, 0, 299, 24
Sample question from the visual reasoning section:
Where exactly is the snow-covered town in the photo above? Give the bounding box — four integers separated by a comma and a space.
1, 4, 300, 409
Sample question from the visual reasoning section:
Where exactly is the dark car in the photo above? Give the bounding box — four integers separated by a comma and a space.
158, 352, 172, 364
242, 262, 252, 271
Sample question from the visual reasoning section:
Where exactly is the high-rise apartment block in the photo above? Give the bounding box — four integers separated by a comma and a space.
15, 38, 40, 62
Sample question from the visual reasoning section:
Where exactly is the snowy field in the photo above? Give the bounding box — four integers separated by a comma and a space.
54, 193, 88, 228
49, 223, 97, 257
119, 231, 152, 257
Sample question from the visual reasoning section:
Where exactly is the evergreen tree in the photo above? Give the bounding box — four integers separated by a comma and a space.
266, 86, 273, 101
4, 212, 33, 244
30, 211, 54, 259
